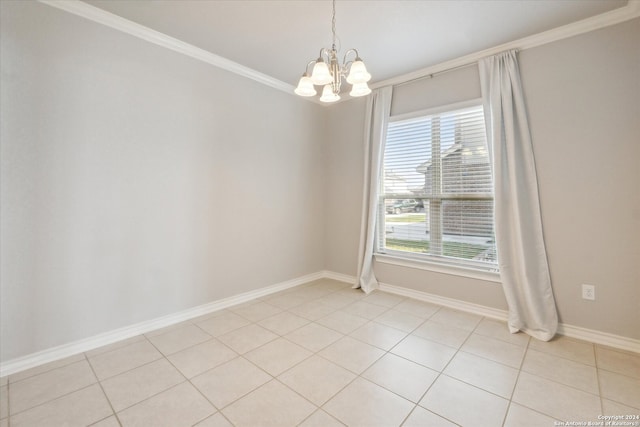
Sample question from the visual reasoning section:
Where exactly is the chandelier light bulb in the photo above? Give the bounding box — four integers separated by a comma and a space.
346, 59, 371, 84
310, 60, 332, 85
294, 75, 317, 97
320, 84, 340, 103
295, 0, 371, 102
349, 81, 372, 97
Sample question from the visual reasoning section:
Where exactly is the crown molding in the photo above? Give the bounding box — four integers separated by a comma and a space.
38, 0, 298, 97
38, 0, 639, 103
372, 0, 640, 90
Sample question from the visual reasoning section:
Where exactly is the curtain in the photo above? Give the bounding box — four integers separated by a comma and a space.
355, 86, 393, 294
479, 50, 558, 341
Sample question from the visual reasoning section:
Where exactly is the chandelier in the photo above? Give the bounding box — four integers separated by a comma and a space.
294, 0, 371, 102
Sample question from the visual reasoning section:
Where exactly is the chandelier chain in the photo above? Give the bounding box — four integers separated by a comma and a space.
331, 0, 336, 49
294, 0, 371, 101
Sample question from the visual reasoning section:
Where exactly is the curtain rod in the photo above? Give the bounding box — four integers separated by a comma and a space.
374, 0, 639, 91
392, 61, 478, 88
391, 47, 524, 88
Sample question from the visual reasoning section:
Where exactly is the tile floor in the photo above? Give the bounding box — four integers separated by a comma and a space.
1, 278, 639, 427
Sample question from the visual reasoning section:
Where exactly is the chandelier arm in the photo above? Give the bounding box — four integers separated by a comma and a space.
341, 49, 359, 75
305, 60, 317, 75
296, 0, 370, 101
343, 48, 359, 64
318, 47, 330, 63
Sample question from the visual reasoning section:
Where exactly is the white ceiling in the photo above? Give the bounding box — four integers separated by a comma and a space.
85, 0, 628, 87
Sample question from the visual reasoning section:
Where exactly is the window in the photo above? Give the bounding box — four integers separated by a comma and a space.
377, 103, 498, 272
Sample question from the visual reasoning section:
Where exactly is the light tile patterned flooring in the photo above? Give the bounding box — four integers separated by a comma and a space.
1, 279, 639, 426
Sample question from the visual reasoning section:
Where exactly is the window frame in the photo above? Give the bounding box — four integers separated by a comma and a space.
375, 99, 500, 278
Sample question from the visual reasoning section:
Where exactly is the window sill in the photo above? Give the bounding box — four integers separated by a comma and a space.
374, 253, 501, 283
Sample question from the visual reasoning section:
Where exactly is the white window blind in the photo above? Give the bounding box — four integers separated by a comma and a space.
377, 104, 498, 270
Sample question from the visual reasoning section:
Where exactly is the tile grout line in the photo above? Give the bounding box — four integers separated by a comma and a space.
501, 330, 532, 427
594, 343, 605, 417
7, 283, 637, 426
89, 340, 164, 382
5, 358, 103, 417
518, 359, 606, 398
211, 291, 357, 422
594, 345, 640, 408
525, 345, 599, 368
286, 291, 425, 425
84, 353, 123, 427
6, 380, 10, 427
238, 291, 358, 410
146, 321, 213, 346
312, 349, 381, 424
107, 337, 192, 416
504, 337, 603, 424
6, 355, 85, 386
100, 332, 244, 426
295, 408, 347, 427
384, 304, 460, 426
84, 335, 148, 360
2, 280, 337, 385
7, 382, 100, 420
396, 307, 472, 427
174, 286, 352, 400
5, 287, 394, 425
140, 335, 220, 424
179, 294, 336, 423
420, 313, 484, 415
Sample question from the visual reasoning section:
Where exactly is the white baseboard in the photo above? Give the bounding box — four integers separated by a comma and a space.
378, 281, 640, 353
321, 270, 357, 286
3, 270, 637, 377
0, 271, 324, 377
321, 274, 640, 353
557, 323, 640, 354
379, 282, 510, 321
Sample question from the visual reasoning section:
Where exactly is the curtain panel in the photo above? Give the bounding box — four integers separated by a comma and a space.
479, 50, 558, 341
356, 86, 393, 294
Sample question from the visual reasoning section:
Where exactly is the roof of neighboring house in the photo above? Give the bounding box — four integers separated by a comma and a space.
415, 143, 463, 174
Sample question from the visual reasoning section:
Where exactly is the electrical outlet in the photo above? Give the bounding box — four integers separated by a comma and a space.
582, 284, 595, 301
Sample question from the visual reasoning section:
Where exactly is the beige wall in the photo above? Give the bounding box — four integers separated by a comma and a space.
1, 1, 637, 364
325, 19, 640, 340
324, 98, 367, 277
518, 19, 640, 339
391, 64, 481, 116
0, 1, 326, 362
